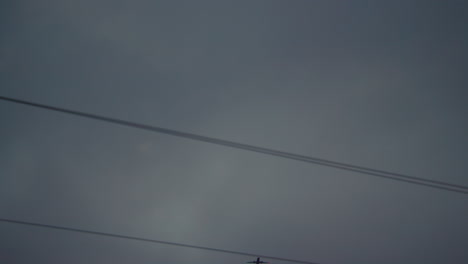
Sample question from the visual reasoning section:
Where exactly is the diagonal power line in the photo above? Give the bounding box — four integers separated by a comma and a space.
1, 95, 467, 194
0, 218, 321, 264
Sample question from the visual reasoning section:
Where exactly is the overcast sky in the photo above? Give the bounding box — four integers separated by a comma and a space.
1, 1, 468, 263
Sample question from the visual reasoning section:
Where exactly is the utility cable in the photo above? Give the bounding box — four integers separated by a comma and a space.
0, 218, 320, 264
1, 95, 467, 194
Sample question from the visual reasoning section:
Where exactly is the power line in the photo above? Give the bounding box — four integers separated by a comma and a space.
0, 218, 320, 264
1, 95, 467, 194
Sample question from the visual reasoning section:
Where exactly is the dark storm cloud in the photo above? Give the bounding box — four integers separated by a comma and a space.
1, 1, 468, 264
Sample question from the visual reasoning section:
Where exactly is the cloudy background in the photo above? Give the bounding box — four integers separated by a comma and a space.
1, 0, 468, 263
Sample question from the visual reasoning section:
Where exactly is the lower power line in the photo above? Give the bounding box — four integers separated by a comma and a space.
0, 218, 320, 264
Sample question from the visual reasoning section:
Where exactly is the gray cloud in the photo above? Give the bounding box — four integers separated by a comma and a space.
1, 1, 468, 264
